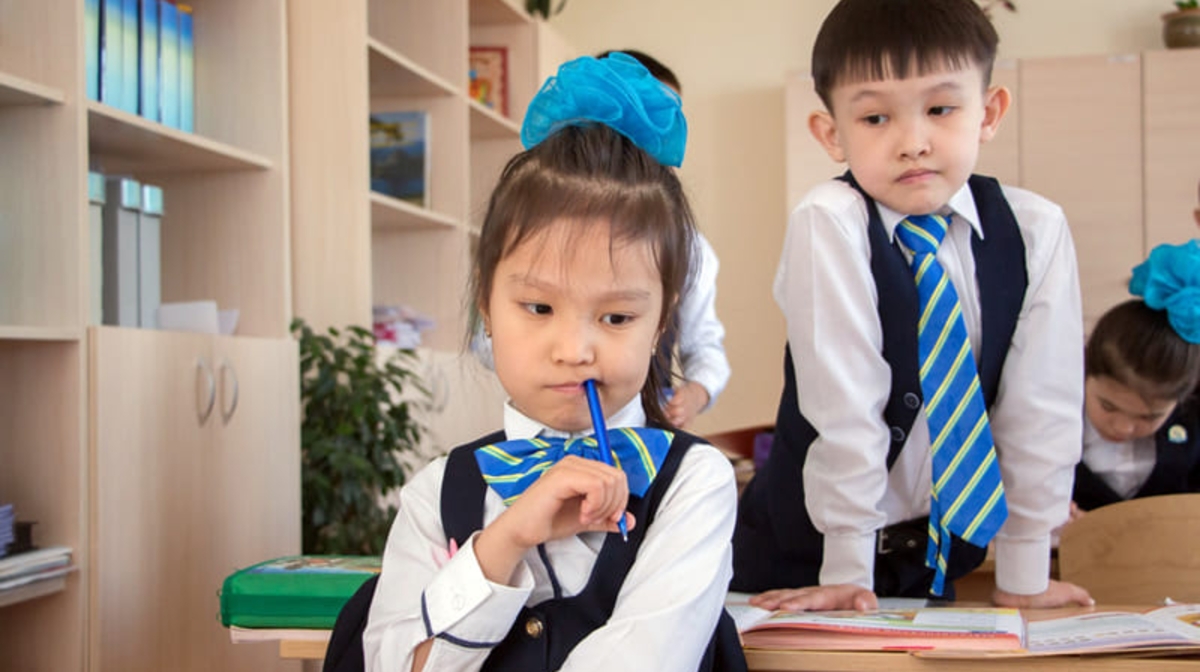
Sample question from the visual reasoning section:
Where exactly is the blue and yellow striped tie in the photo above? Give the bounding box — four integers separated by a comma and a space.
474, 428, 674, 506
895, 214, 1008, 597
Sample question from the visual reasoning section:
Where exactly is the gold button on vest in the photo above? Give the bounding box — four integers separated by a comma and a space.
524, 616, 545, 638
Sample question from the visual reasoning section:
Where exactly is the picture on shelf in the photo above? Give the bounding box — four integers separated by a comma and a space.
469, 46, 509, 116
369, 110, 430, 208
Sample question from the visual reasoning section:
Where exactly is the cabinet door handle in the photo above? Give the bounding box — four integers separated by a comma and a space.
219, 358, 240, 424
196, 357, 216, 425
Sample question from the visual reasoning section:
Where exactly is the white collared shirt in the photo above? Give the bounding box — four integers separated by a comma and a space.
363, 397, 738, 671
773, 178, 1084, 596
1081, 415, 1157, 500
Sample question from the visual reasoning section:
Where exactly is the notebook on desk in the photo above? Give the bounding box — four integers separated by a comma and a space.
220, 555, 381, 629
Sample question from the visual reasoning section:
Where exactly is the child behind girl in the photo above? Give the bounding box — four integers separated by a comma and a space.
362, 53, 745, 672
1073, 241, 1200, 513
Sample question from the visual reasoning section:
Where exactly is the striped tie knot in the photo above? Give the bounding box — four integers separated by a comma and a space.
474, 428, 674, 506
895, 214, 950, 257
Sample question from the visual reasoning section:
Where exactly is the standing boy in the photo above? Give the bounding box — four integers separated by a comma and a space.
733, 0, 1093, 610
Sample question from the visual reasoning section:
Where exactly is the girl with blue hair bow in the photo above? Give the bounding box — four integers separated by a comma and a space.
1071, 241, 1200, 516
359, 53, 746, 672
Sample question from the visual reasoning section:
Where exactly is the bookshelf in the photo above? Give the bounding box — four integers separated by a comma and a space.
0, 1, 299, 671
289, 0, 578, 454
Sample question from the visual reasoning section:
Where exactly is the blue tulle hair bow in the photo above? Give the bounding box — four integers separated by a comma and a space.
520, 52, 687, 167
1129, 239, 1200, 344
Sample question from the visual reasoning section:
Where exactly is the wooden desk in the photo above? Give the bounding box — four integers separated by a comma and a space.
274, 606, 1200, 669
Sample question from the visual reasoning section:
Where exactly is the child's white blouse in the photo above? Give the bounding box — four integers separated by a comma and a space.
363, 398, 738, 672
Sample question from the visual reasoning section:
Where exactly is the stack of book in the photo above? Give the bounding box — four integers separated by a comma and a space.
0, 546, 74, 606
0, 504, 12, 558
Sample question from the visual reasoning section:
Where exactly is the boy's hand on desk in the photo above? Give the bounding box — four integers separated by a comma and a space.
993, 579, 1094, 609
749, 584, 878, 612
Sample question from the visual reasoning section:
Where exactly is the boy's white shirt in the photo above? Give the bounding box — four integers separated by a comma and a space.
362, 396, 738, 672
774, 178, 1084, 596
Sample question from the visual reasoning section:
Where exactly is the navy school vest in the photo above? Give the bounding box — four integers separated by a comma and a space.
1073, 399, 1200, 511
731, 174, 1028, 593
441, 430, 748, 672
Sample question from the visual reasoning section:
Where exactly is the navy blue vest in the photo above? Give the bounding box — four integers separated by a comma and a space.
1073, 399, 1200, 511
732, 174, 1028, 595
440, 430, 747, 672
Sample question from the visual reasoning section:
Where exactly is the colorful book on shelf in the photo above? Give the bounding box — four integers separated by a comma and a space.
85, 0, 101, 101
121, 0, 140, 114
159, 0, 181, 128
369, 110, 430, 208
0, 503, 12, 558
220, 555, 381, 629
100, 0, 124, 108
178, 3, 194, 132
469, 46, 509, 116
0, 546, 72, 583
138, 0, 160, 122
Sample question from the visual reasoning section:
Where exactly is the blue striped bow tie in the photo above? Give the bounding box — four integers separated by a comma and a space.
474, 428, 674, 506
895, 213, 1008, 597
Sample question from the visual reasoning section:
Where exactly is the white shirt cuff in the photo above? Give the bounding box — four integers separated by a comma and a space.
422, 533, 533, 645
993, 535, 1051, 596
819, 532, 877, 589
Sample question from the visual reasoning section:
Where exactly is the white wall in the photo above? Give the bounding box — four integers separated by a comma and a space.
550, 0, 1175, 435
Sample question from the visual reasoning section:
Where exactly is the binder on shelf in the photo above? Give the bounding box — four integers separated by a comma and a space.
121, 0, 140, 114
102, 177, 141, 328
159, 0, 180, 128
85, 0, 101, 101
138, 185, 163, 329
88, 172, 107, 326
100, 0, 124, 108
178, 4, 194, 132
138, 0, 160, 122
369, 110, 430, 208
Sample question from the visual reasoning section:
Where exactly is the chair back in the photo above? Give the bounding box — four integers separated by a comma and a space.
1058, 493, 1200, 603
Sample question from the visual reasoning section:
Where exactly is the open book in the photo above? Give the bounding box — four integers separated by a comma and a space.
728, 593, 1200, 657
731, 600, 1024, 652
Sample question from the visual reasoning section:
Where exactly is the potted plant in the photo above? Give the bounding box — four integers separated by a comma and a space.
292, 318, 429, 555
526, 0, 567, 19
1164, 0, 1200, 48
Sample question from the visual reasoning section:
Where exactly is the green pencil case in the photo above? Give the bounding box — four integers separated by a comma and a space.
219, 555, 381, 628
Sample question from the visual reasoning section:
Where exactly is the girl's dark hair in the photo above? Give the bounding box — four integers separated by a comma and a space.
1086, 299, 1200, 403
812, 0, 999, 109
469, 124, 696, 428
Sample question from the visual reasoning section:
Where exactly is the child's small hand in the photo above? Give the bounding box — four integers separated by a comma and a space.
749, 584, 878, 612
665, 380, 710, 428
475, 456, 635, 585
993, 579, 1094, 609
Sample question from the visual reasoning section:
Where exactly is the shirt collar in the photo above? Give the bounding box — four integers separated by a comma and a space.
502, 396, 648, 441
879, 182, 984, 242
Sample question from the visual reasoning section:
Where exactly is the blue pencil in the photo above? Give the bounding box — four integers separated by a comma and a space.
583, 379, 629, 542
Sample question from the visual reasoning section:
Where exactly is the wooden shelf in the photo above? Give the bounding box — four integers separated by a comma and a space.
370, 192, 461, 230
87, 102, 273, 174
0, 326, 81, 342
368, 38, 460, 99
469, 99, 521, 139
469, 0, 532, 26
0, 575, 68, 610
0, 70, 65, 108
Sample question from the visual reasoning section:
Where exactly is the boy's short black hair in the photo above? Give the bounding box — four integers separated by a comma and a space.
596, 49, 682, 93
812, 0, 998, 109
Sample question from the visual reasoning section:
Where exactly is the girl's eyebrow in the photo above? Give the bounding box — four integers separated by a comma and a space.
506, 275, 652, 302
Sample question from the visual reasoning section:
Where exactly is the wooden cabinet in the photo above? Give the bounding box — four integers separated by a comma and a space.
289, 0, 578, 454
1019, 54, 1144, 328
90, 328, 299, 672
0, 1, 298, 670
785, 48, 1200, 333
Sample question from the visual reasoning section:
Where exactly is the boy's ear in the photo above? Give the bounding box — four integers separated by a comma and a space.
979, 85, 1012, 144
808, 110, 846, 163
